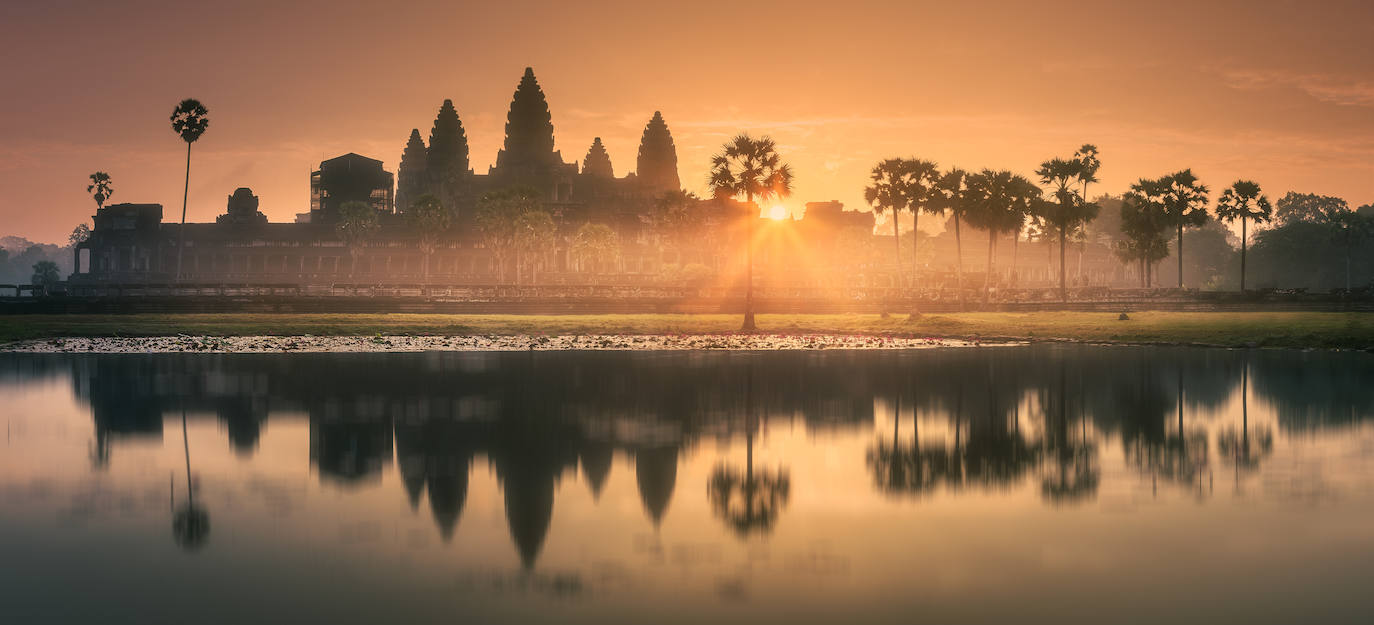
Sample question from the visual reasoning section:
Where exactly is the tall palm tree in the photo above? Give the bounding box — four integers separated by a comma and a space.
865, 159, 914, 290
1036, 157, 1099, 301
708, 134, 793, 332
170, 99, 209, 281
965, 170, 1037, 301
934, 168, 972, 307
1214, 180, 1272, 292
1122, 179, 1173, 287
1159, 170, 1210, 289
87, 172, 113, 209
901, 160, 943, 289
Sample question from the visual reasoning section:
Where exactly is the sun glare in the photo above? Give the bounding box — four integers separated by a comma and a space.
768, 204, 789, 220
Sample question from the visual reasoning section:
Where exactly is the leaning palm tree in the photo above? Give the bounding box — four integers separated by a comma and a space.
1159, 170, 1210, 289
1213, 180, 1272, 292
170, 99, 210, 281
708, 134, 793, 332
87, 172, 113, 209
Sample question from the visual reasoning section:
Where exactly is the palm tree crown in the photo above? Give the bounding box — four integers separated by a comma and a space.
708, 134, 794, 206
1215, 180, 1271, 292
171, 99, 210, 144
87, 172, 113, 209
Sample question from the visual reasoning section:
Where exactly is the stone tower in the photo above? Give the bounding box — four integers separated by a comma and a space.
426, 99, 471, 211
636, 111, 680, 195
396, 129, 428, 214
493, 67, 562, 181
582, 137, 614, 178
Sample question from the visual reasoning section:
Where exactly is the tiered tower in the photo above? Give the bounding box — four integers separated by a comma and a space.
636, 111, 680, 195
582, 137, 614, 178
395, 129, 428, 214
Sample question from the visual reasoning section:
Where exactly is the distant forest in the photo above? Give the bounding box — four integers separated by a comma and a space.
0, 235, 73, 286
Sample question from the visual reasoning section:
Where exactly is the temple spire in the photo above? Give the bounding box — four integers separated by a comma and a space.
582, 137, 614, 178
495, 67, 558, 174
636, 111, 680, 194
396, 129, 428, 214
426, 99, 470, 210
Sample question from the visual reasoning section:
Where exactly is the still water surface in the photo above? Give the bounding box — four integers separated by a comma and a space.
2, 346, 1373, 624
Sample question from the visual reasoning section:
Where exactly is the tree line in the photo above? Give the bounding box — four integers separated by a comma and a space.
864, 147, 1374, 298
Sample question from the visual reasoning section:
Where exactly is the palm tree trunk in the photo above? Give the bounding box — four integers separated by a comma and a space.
743, 193, 756, 331
1177, 224, 1184, 289
175, 142, 191, 281
891, 208, 901, 289
1058, 227, 1067, 302
911, 211, 920, 296
954, 215, 964, 309
1011, 232, 1019, 287
1240, 217, 1247, 292
985, 228, 994, 303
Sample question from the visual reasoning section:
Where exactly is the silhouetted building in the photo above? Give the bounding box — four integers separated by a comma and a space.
70, 68, 879, 287
310, 153, 395, 221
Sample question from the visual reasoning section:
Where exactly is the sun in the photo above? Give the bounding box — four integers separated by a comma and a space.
768, 204, 789, 220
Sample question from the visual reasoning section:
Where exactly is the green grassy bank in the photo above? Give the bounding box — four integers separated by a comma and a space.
3, 312, 1373, 349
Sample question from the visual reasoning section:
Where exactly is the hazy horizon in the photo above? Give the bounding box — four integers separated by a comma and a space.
3, 0, 1373, 244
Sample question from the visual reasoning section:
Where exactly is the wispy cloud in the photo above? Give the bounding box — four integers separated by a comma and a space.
1220, 69, 1374, 107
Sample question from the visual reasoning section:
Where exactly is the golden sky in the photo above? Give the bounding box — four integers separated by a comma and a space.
2, 0, 1372, 242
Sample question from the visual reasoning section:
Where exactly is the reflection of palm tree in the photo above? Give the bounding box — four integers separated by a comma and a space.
707, 362, 790, 536
1124, 367, 1210, 495
172, 410, 209, 551
1217, 362, 1273, 484
867, 394, 940, 495
1040, 362, 1099, 504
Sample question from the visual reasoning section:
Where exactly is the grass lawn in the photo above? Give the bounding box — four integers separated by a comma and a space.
2, 312, 1373, 349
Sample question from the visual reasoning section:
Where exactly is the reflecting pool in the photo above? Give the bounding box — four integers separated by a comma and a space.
2, 346, 1373, 624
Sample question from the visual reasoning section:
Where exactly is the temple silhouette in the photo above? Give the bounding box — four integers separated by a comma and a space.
68, 67, 819, 285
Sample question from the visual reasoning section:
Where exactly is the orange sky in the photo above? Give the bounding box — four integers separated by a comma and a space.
2, 0, 1372, 243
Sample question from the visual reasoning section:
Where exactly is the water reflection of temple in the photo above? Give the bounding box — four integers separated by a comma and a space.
5, 346, 1373, 568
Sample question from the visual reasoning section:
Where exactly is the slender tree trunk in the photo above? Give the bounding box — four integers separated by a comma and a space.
1059, 227, 1067, 302
954, 215, 964, 309
985, 228, 995, 303
1240, 217, 1247, 292
175, 142, 191, 281
1011, 232, 1019, 287
892, 208, 901, 289
1177, 224, 1184, 289
743, 193, 756, 331
911, 211, 920, 311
